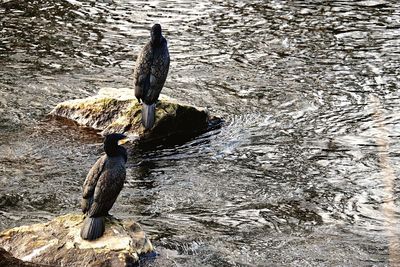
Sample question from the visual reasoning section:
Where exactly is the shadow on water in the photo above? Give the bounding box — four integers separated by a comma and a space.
1, 0, 400, 266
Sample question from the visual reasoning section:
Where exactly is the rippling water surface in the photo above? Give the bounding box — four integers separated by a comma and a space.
1, 0, 400, 266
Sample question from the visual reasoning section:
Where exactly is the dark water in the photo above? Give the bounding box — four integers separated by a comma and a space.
1, 0, 400, 266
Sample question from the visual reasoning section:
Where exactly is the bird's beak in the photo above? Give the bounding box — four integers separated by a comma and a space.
118, 137, 130, 145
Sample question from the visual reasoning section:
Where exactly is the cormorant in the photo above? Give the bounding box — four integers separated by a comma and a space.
133, 23, 170, 129
80, 133, 129, 240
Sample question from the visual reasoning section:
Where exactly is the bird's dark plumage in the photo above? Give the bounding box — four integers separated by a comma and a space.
80, 133, 128, 240
133, 23, 170, 129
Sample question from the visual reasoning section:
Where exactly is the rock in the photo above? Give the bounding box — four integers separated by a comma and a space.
0, 214, 154, 267
0, 247, 46, 267
49, 87, 221, 143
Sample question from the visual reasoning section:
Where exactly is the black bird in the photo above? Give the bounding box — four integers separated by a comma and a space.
133, 23, 170, 129
80, 133, 129, 240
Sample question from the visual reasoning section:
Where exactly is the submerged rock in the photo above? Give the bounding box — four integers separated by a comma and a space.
0, 214, 153, 266
50, 87, 220, 143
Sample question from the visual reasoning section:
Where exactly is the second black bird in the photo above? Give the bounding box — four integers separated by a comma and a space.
80, 133, 128, 241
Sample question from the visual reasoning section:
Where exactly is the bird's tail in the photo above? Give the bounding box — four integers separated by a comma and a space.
142, 103, 156, 129
80, 216, 105, 240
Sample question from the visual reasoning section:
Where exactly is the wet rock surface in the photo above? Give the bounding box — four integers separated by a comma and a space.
0, 214, 153, 267
50, 87, 220, 143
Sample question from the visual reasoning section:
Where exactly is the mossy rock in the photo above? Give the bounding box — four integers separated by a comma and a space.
0, 214, 153, 266
50, 88, 221, 143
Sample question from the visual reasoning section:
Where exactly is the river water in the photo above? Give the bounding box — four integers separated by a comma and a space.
1, 0, 400, 266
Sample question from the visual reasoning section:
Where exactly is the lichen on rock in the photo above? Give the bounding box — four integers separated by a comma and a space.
49, 87, 219, 143
0, 214, 153, 266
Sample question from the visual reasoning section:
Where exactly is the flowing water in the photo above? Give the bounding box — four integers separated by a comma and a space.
1, 0, 400, 266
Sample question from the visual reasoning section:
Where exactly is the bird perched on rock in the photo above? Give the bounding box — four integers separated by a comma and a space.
133, 23, 170, 129
80, 133, 129, 240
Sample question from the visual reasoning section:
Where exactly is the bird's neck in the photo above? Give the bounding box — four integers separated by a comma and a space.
105, 143, 119, 156
105, 145, 127, 162
151, 37, 164, 48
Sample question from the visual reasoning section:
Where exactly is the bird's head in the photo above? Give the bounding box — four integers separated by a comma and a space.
104, 133, 129, 158
150, 24, 162, 47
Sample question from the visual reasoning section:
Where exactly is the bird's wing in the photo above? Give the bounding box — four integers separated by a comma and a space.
81, 155, 107, 213
88, 159, 126, 217
133, 42, 153, 100
147, 40, 170, 103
